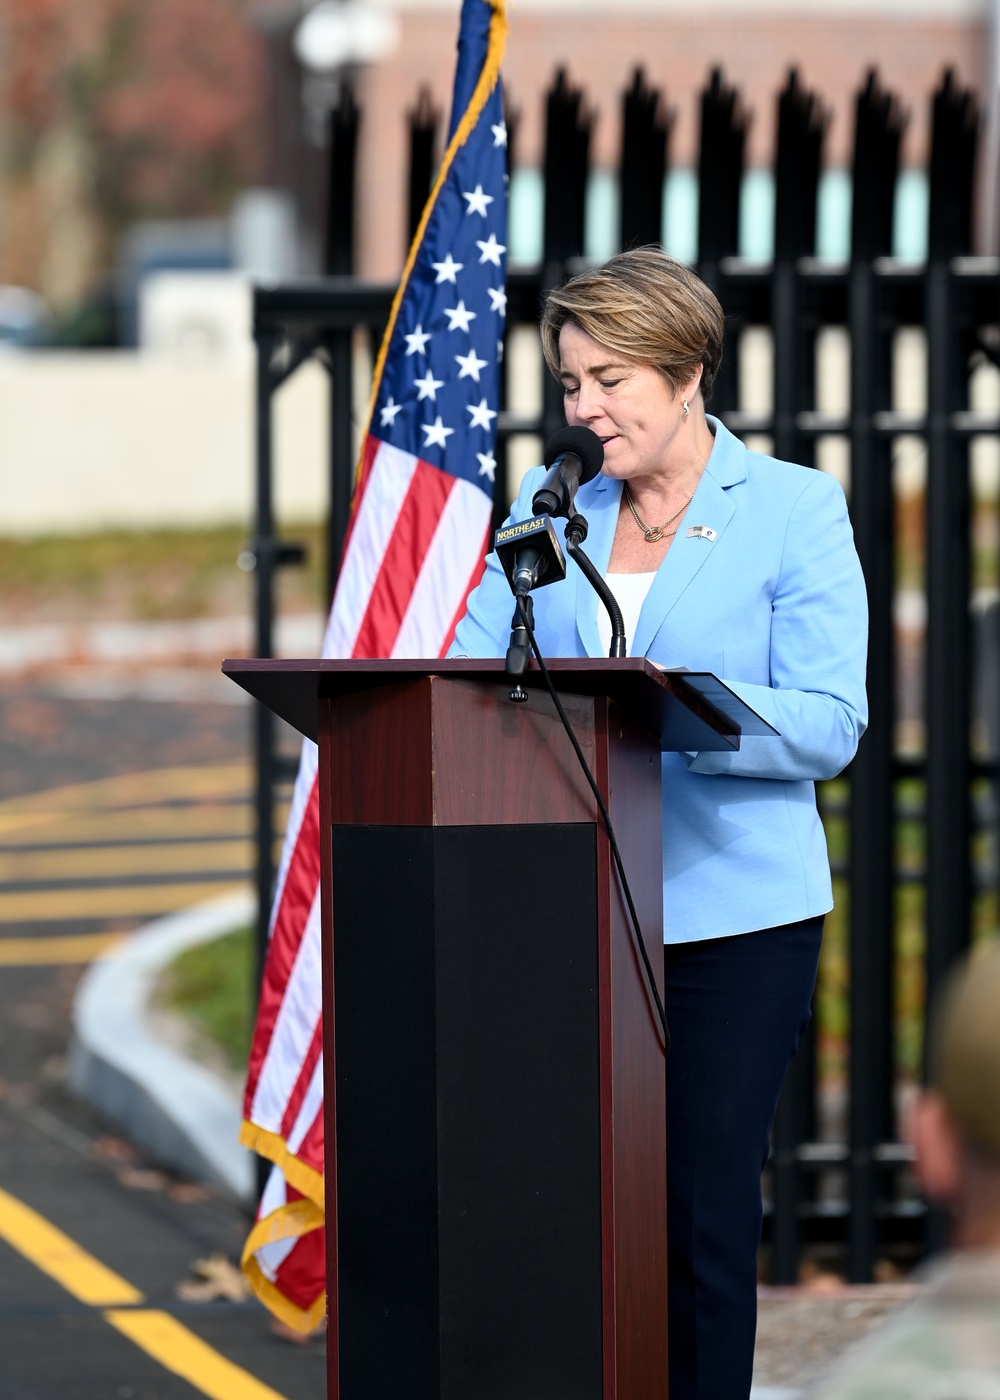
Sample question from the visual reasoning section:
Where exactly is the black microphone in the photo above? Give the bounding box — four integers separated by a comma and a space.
494, 515, 567, 596
532, 426, 605, 518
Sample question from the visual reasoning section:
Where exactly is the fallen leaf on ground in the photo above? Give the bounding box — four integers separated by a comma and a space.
176, 1253, 250, 1302
92, 1136, 139, 1164
117, 1167, 170, 1191
168, 1181, 211, 1204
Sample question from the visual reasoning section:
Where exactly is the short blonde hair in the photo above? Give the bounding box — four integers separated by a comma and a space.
540, 247, 725, 402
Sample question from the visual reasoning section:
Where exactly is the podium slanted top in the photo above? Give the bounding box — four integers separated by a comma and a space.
222, 657, 777, 754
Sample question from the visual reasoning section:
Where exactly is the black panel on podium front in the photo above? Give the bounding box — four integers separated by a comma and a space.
331, 823, 603, 1400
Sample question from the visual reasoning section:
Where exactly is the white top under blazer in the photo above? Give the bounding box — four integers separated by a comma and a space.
597, 571, 656, 658
451, 417, 869, 944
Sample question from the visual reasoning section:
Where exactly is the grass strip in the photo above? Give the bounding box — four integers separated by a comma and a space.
159, 926, 254, 1072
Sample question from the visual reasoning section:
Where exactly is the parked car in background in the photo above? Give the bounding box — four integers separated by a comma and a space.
0, 287, 54, 348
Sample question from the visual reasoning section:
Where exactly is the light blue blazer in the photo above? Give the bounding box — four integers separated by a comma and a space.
450, 417, 869, 944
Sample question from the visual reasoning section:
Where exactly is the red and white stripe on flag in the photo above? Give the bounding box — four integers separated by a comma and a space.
329, 439, 494, 659
240, 0, 508, 1330
239, 445, 492, 1331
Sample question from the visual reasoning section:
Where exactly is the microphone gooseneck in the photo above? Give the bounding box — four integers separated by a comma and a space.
564, 514, 627, 657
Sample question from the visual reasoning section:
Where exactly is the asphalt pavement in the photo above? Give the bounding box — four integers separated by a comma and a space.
0, 659, 918, 1399
0, 676, 325, 1400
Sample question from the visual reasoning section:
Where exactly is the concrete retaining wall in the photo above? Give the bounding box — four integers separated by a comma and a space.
0, 349, 330, 535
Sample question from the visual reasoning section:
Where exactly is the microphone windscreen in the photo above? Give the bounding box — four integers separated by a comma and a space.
543, 426, 604, 481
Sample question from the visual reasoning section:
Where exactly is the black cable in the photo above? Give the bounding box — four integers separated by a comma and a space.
514, 594, 670, 1055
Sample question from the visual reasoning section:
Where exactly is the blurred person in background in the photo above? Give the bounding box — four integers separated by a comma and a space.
806, 942, 1000, 1396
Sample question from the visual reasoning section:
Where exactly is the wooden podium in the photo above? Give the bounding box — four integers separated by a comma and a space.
224, 657, 751, 1400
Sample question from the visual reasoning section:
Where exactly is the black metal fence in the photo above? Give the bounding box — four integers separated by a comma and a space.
249, 62, 1000, 1284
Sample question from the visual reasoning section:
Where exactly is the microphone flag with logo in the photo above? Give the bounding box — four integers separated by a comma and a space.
239, 0, 508, 1331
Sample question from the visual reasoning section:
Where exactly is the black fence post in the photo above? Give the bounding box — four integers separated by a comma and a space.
408, 86, 441, 246
697, 68, 747, 417
697, 66, 745, 268
252, 328, 279, 1197
769, 66, 827, 1285
847, 69, 905, 1284
927, 70, 978, 266
772, 68, 826, 467
619, 67, 671, 252
325, 84, 359, 277
541, 68, 592, 441
923, 71, 978, 1249
324, 85, 361, 602
924, 69, 978, 1005
542, 67, 590, 268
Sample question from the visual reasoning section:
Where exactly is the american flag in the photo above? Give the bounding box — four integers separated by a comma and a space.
239, 0, 508, 1331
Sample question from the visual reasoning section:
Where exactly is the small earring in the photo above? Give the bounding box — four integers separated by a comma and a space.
682, 399, 689, 417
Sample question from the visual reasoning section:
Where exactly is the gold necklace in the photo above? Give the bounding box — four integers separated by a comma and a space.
623, 482, 693, 543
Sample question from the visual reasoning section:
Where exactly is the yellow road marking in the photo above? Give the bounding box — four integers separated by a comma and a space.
0, 881, 245, 923
0, 806, 251, 846
0, 811, 67, 838
0, 801, 288, 847
0, 764, 252, 817
0, 1186, 290, 1400
107, 1310, 291, 1400
0, 933, 125, 965
0, 840, 254, 882
0, 1185, 142, 1306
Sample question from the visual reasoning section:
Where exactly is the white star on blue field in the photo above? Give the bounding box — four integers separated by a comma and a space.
372, 97, 507, 497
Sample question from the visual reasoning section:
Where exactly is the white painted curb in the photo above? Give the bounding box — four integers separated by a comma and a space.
69, 887, 256, 1204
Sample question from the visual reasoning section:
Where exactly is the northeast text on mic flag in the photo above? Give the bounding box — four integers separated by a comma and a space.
238, 0, 508, 1331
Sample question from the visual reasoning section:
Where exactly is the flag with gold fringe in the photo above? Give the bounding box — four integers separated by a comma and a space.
239, 0, 508, 1331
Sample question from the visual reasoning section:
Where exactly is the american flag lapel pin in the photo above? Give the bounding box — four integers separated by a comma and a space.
686, 525, 718, 542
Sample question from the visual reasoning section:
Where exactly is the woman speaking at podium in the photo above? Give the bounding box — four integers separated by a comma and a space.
450, 247, 868, 1400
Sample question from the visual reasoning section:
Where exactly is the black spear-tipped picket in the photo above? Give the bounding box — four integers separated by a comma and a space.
542, 68, 592, 436
697, 68, 748, 414
407, 86, 441, 245
619, 67, 672, 252
325, 83, 359, 276
774, 67, 827, 265
768, 66, 828, 1285
771, 66, 827, 457
323, 83, 361, 653
847, 68, 905, 1283
543, 67, 592, 268
928, 67, 979, 261
697, 67, 747, 266
852, 69, 906, 261
923, 72, 979, 1260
